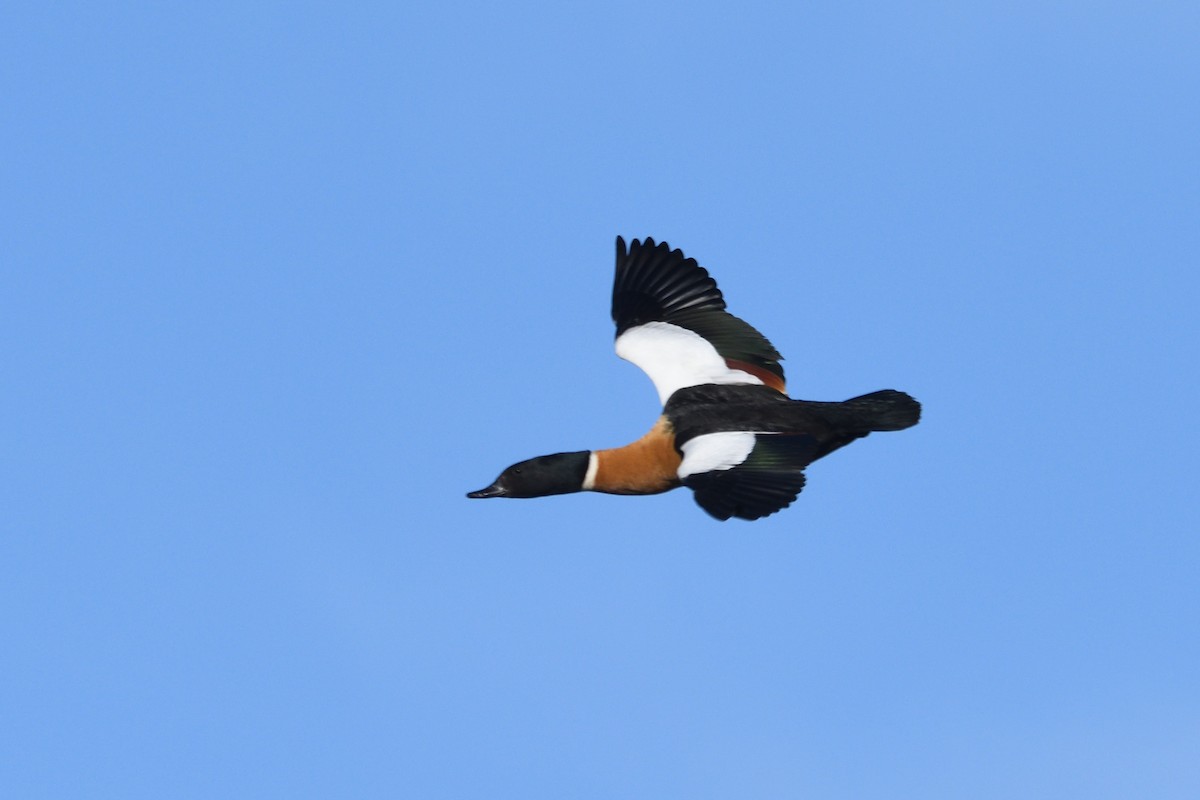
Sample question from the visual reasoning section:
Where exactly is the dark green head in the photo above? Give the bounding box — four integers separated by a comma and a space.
467, 451, 591, 499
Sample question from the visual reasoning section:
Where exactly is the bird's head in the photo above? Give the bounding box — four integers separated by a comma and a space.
467, 451, 591, 499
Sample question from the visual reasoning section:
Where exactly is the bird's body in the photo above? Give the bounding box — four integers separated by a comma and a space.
468, 237, 920, 521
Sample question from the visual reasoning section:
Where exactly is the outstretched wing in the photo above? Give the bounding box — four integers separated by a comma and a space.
678, 432, 816, 521
611, 236, 786, 405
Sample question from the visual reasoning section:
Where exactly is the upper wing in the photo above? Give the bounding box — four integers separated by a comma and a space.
611, 236, 786, 405
678, 432, 816, 521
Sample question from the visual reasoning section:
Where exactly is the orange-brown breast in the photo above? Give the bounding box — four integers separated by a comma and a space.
592, 416, 682, 495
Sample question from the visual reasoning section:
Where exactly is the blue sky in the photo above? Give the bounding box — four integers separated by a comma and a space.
3, 2, 1198, 797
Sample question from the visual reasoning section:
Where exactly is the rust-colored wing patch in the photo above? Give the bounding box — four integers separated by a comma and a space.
725, 358, 787, 394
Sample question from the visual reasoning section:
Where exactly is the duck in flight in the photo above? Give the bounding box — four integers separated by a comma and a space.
467, 237, 921, 521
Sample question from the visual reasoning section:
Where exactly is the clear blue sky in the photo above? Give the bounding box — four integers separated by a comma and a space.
3, 2, 1198, 797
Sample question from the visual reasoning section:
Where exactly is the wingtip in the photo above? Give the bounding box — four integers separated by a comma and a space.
619, 236, 665, 254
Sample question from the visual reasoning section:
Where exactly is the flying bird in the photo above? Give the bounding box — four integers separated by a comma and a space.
467, 237, 920, 521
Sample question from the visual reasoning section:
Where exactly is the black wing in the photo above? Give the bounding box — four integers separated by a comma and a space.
611, 236, 787, 394
682, 433, 817, 521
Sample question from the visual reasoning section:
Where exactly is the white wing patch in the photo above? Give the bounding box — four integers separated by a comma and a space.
678, 432, 758, 479
615, 321, 764, 405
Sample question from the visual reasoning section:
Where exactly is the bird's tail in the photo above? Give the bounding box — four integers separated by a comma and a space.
841, 389, 922, 432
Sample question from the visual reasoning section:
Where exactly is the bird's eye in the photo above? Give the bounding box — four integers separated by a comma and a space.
513, 467, 522, 474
